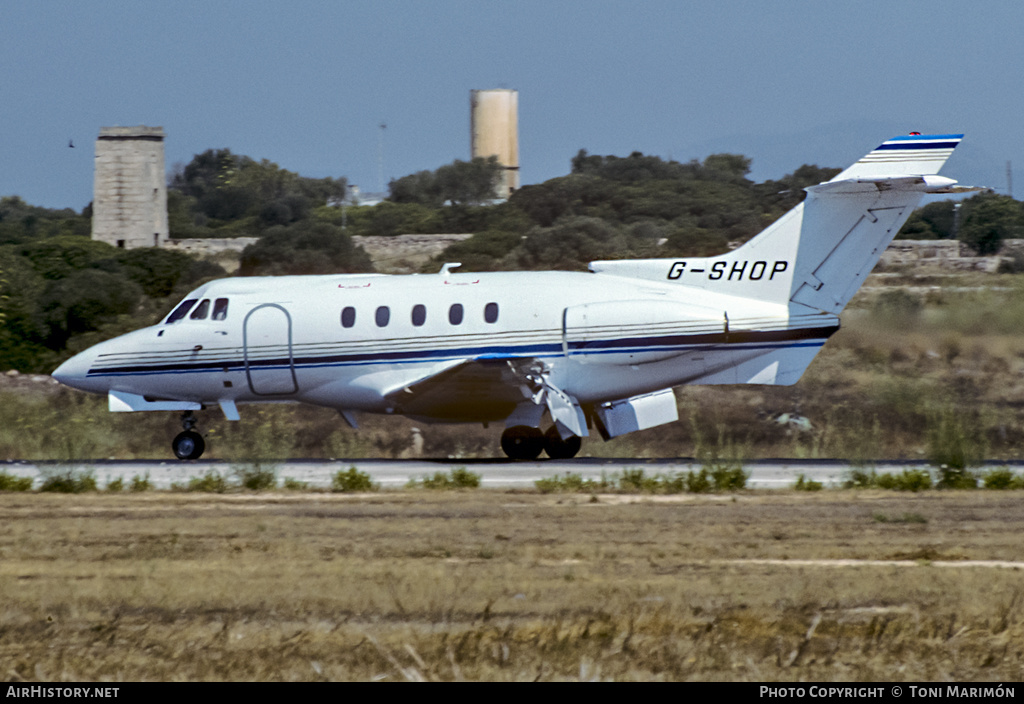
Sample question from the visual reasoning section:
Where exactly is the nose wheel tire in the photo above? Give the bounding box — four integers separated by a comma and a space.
500, 425, 544, 460
543, 426, 582, 459
173, 430, 205, 460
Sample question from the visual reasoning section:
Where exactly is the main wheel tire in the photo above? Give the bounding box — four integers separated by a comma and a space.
172, 430, 206, 460
543, 426, 582, 459
500, 425, 544, 460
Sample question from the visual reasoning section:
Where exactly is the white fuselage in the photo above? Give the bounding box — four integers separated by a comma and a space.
54, 268, 837, 424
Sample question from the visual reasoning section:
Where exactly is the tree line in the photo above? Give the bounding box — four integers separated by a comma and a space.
1, 146, 1023, 372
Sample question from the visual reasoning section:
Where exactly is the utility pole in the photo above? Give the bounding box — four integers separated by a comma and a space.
378, 122, 387, 195
341, 183, 348, 232
1008, 161, 1013, 199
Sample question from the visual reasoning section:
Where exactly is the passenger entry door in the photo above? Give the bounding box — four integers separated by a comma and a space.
243, 304, 299, 395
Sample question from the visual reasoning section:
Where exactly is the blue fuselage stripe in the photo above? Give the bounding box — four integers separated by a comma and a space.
85, 326, 838, 378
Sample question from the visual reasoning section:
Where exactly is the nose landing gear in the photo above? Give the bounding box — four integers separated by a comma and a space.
172, 411, 206, 460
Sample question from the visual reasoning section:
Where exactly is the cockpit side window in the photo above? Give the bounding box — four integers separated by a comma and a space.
212, 298, 229, 321
190, 299, 211, 320
166, 299, 198, 324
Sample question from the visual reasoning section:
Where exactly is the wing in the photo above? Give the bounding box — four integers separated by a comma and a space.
382, 355, 588, 436
383, 356, 537, 423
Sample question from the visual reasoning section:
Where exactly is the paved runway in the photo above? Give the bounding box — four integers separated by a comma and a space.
4, 458, 1022, 490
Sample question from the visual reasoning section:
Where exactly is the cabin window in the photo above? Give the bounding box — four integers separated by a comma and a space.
190, 299, 211, 320
411, 304, 426, 327
212, 298, 229, 321
166, 299, 198, 324
484, 302, 499, 324
448, 303, 464, 326
341, 306, 356, 328
375, 306, 390, 327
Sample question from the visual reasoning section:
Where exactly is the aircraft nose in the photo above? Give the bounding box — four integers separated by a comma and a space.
52, 350, 97, 392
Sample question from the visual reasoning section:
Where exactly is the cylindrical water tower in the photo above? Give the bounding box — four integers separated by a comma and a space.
470, 89, 519, 199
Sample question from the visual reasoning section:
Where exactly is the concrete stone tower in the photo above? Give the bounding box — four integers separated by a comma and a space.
470, 89, 519, 199
92, 126, 169, 249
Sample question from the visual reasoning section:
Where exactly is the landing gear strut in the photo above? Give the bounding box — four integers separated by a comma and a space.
172, 411, 205, 460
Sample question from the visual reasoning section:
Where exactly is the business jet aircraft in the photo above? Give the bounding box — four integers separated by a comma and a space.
53, 133, 976, 460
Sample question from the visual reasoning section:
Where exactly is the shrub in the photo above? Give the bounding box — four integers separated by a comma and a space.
794, 474, 823, 491
105, 477, 124, 492
449, 466, 481, 488
982, 468, 1024, 490
710, 465, 748, 491
844, 469, 877, 489
936, 465, 978, 490
872, 289, 923, 329
332, 466, 377, 492
619, 469, 659, 492
233, 464, 278, 491
413, 467, 481, 490
39, 468, 98, 493
187, 471, 228, 493
0, 471, 33, 491
129, 474, 152, 492
875, 469, 932, 492
283, 477, 309, 490
685, 469, 713, 494
534, 473, 607, 494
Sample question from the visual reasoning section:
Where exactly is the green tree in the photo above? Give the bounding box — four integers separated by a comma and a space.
702, 153, 752, 182
0, 251, 49, 368
389, 156, 503, 206
427, 230, 524, 272
388, 170, 443, 207
508, 217, 633, 271
114, 248, 224, 298
570, 150, 701, 181
957, 193, 1023, 255
168, 150, 347, 233
36, 269, 143, 349
239, 221, 373, 276
15, 236, 118, 280
897, 200, 958, 240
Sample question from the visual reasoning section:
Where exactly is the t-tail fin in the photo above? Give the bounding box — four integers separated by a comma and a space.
591, 133, 969, 314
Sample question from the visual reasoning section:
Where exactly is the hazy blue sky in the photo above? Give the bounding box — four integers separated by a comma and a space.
3, 0, 1023, 210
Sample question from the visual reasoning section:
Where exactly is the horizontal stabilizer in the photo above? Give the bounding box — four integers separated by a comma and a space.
806, 175, 958, 195
831, 134, 962, 180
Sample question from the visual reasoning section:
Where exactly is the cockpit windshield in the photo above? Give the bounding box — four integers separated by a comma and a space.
163, 297, 230, 325
165, 299, 198, 324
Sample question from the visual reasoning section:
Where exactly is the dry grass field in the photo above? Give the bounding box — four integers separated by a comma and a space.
2, 490, 1023, 681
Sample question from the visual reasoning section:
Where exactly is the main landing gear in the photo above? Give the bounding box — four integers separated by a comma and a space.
172, 411, 205, 460
500, 425, 582, 460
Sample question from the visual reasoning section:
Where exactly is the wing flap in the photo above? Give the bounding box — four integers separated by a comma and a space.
383, 356, 533, 422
